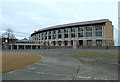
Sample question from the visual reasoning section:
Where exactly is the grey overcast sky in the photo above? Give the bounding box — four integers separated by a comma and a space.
0, 0, 119, 46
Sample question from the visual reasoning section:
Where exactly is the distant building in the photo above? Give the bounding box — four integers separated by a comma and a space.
9, 19, 114, 50
0, 37, 18, 49
31, 19, 114, 48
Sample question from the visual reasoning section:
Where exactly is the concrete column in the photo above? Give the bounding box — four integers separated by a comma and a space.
104, 25, 106, 38
31, 45, 32, 50
83, 27, 86, 37
68, 28, 71, 40
102, 25, 104, 38
17, 45, 19, 49
92, 26, 94, 38
24, 45, 26, 49
50, 41, 53, 46
83, 40, 87, 46
73, 40, 77, 49
92, 40, 96, 46
51, 31, 53, 40
56, 41, 59, 46
75, 28, 78, 39
61, 29, 64, 41
36, 45, 38, 49
43, 32, 45, 41
11, 45, 13, 50
61, 41, 65, 46
68, 41, 71, 46
56, 30, 58, 40
102, 40, 106, 46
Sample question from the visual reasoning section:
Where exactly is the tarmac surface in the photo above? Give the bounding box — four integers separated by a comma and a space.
2, 49, 118, 80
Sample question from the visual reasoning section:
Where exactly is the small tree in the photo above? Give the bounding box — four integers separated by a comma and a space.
3, 28, 16, 44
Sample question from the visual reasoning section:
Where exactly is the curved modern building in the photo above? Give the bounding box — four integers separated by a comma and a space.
31, 19, 114, 48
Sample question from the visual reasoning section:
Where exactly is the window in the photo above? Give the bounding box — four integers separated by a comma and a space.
96, 40, 102, 46
64, 28, 68, 32
96, 31, 102, 37
64, 41, 68, 46
49, 31, 51, 34
58, 41, 61, 46
49, 36, 51, 39
79, 40, 83, 46
58, 34, 62, 39
42, 36, 44, 40
86, 26, 92, 31
64, 34, 68, 38
95, 25, 102, 30
53, 30, 56, 34
78, 27, 83, 31
86, 32, 92, 37
87, 40, 92, 46
53, 41, 56, 45
71, 27, 75, 32
78, 32, 83, 37
45, 32, 47, 35
71, 33, 75, 38
45, 36, 47, 40
53, 35, 56, 39
58, 29, 61, 33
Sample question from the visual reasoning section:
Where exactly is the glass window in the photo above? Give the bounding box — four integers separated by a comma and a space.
87, 40, 92, 46
45, 32, 47, 35
64, 28, 68, 32
78, 32, 83, 37
53, 35, 56, 39
95, 25, 102, 30
53, 30, 56, 34
71, 33, 75, 38
96, 31, 102, 37
65, 41, 68, 46
64, 34, 68, 38
49, 31, 51, 34
45, 36, 47, 40
86, 26, 92, 31
58, 29, 61, 33
96, 40, 102, 46
59, 41, 61, 46
86, 32, 92, 37
78, 27, 83, 31
58, 34, 62, 38
49, 36, 51, 39
71, 27, 75, 32
53, 41, 56, 45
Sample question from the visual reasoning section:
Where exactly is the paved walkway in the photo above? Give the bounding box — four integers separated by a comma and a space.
2, 49, 118, 80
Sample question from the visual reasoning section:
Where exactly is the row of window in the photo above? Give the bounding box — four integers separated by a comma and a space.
44, 40, 102, 46
40, 25, 103, 35
34, 31, 102, 40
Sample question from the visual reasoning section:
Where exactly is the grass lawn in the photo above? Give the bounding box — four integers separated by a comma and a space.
1, 52, 41, 74
71, 51, 118, 66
